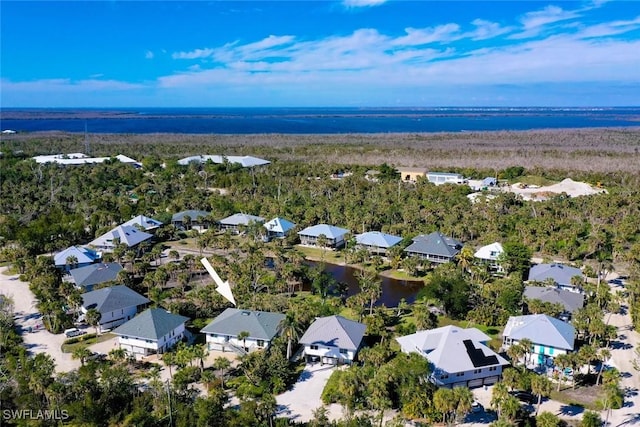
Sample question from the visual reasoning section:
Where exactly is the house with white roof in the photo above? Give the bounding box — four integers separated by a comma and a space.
121, 214, 163, 231
264, 217, 296, 239
54, 246, 101, 271
88, 224, 153, 253
404, 231, 462, 263
528, 263, 584, 293
397, 326, 509, 388
474, 242, 505, 273
355, 231, 403, 256
200, 308, 285, 354
32, 153, 141, 167
503, 314, 576, 366
219, 213, 265, 234
299, 315, 366, 365
80, 285, 149, 331
298, 224, 350, 249
113, 308, 189, 358
177, 155, 270, 168
427, 172, 466, 185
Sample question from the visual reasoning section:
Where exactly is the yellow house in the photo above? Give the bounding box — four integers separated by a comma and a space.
397, 167, 428, 183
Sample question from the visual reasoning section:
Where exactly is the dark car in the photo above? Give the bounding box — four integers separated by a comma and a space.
510, 390, 536, 404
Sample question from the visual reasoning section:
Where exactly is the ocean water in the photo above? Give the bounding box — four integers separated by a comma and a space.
1, 107, 639, 134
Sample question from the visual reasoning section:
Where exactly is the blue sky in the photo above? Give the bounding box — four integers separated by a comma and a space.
1, 0, 639, 107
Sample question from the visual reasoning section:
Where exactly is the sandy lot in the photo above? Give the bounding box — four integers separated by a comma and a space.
507, 178, 606, 201
0, 266, 81, 373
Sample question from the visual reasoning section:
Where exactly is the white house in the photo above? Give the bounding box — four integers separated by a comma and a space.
113, 308, 189, 358
121, 214, 163, 231
264, 217, 296, 239
54, 246, 101, 271
177, 155, 270, 168
88, 224, 153, 252
299, 315, 366, 365
354, 231, 403, 256
427, 172, 466, 185
503, 314, 576, 366
396, 325, 509, 388
80, 285, 149, 331
200, 308, 285, 354
474, 242, 505, 273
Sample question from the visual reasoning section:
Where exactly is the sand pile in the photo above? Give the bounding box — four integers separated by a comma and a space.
509, 178, 606, 200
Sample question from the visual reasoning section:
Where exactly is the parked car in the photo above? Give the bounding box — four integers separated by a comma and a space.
471, 401, 484, 413
64, 328, 86, 338
510, 390, 536, 404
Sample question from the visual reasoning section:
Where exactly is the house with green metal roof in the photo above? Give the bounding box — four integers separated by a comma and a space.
113, 308, 189, 357
201, 308, 285, 354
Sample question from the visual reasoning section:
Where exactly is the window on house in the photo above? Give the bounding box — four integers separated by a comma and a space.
489, 366, 497, 371
456, 372, 464, 377
311, 345, 319, 350
257, 340, 265, 347
339, 349, 348, 355
474, 369, 482, 374
440, 374, 449, 379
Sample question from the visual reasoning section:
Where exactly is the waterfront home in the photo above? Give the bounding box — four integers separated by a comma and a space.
80, 285, 149, 331
177, 155, 270, 168
396, 326, 509, 388
298, 224, 350, 249
474, 242, 505, 273
69, 262, 124, 292
54, 246, 101, 271
355, 231, 403, 256
219, 213, 265, 234
503, 314, 576, 366
113, 308, 189, 358
299, 315, 366, 365
528, 263, 584, 293
200, 308, 285, 354
524, 286, 584, 316
121, 214, 163, 231
264, 217, 296, 239
88, 224, 153, 253
404, 231, 462, 264
427, 172, 466, 185
171, 210, 211, 231
397, 167, 427, 183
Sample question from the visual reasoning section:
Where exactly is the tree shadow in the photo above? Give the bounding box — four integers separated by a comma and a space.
557, 404, 584, 417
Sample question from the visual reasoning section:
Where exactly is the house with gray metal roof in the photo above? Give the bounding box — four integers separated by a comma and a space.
171, 210, 212, 231
177, 155, 270, 168
69, 262, 124, 292
122, 214, 163, 231
524, 286, 584, 314
528, 263, 584, 293
219, 213, 265, 234
113, 308, 189, 357
299, 315, 366, 364
397, 326, 509, 388
88, 224, 153, 252
201, 308, 285, 354
503, 314, 576, 366
404, 231, 462, 263
355, 231, 403, 256
264, 217, 296, 239
298, 224, 350, 249
54, 246, 101, 271
80, 285, 149, 331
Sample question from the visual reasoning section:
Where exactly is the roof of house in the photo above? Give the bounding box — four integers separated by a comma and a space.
524, 286, 585, 313
404, 231, 462, 257
396, 326, 508, 373
264, 217, 296, 233
474, 242, 504, 261
503, 314, 576, 350
427, 172, 464, 178
89, 224, 153, 249
355, 231, 403, 249
171, 210, 211, 222
298, 224, 350, 239
33, 153, 140, 166
70, 263, 124, 288
219, 213, 265, 226
177, 155, 270, 168
528, 263, 583, 286
82, 285, 149, 313
397, 167, 428, 173
200, 308, 285, 340
482, 177, 498, 186
54, 246, 100, 266
113, 308, 189, 341
299, 315, 366, 351
121, 215, 163, 231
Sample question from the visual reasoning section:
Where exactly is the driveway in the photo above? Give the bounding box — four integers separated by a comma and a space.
277, 363, 343, 422
0, 266, 80, 373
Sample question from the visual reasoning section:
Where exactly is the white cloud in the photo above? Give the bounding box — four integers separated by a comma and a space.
510, 5, 582, 39
392, 24, 462, 46
145, 50, 154, 59
342, 0, 387, 8
467, 19, 512, 41
172, 47, 216, 60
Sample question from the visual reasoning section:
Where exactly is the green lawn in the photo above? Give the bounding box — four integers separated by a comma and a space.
294, 245, 345, 263
61, 332, 115, 353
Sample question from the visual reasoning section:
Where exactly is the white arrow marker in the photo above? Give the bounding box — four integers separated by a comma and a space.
201, 257, 236, 306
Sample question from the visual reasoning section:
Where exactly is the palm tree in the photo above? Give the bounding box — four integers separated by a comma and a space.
108, 348, 127, 365
237, 331, 250, 352
213, 356, 231, 387
72, 345, 92, 366
518, 338, 533, 366
279, 313, 301, 360
536, 411, 561, 427
553, 353, 571, 391
531, 375, 552, 415
85, 308, 102, 335
596, 348, 611, 385
192, 343, 209, 373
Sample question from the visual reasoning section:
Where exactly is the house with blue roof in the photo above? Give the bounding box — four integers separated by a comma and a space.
503, 314, 576, 366
298, 224, 350, 249
122, 214, 163, 231
355, 231, 403, 256
528, 263, 584, 293
404, 231, 463, 264
264, 217, 296, 239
